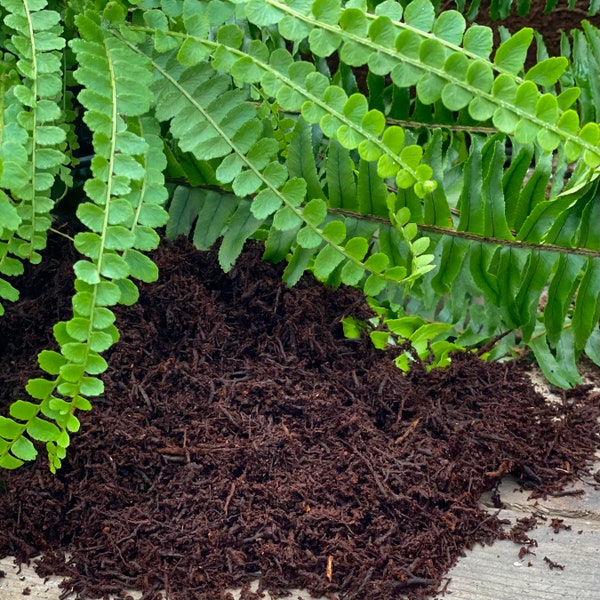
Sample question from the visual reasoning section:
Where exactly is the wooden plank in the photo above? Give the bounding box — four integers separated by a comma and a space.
0, 557, 81, 600
438, 510, 600, 600
440, 464, 600, 599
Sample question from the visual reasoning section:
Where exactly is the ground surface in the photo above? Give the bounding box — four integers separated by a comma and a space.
0, 235, 599, 600
2, 5, 600, 598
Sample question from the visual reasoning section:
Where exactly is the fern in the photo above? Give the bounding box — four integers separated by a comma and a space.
455, 0, 600, 20
0, 9, 168, 471
1, 0, 600, 471
0, 0, 67, 314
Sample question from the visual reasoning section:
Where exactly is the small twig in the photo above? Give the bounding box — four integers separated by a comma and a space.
50, 227, 75, 242
223, 482, 236, 516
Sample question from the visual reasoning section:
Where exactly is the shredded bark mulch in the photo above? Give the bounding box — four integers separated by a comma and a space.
0, 235, 599, 600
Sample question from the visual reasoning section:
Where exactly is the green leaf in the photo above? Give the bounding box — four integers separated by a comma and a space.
326, 140, 356, 209
94, 281, 122, 306
545, 254, 587, 344
457, 136, 485, 235
74, 260, 100, 285
77, 202, 105, 232
100, 253, 129, 279
80, 377, 104, 396
370, 330, 391, 349
28, 417, 60, 442
340, 261, 365, 285
303, 198, 327, 226
309, 28, 341, 57
358, 159, 388, 217
0, 192, 21, 230
296, 225, 323, 249
529, 333, 576, 389
66, 317, 91, 342
232, 170, 262, 197
364, 252, 389, 273
364, 273, 386, 296
38, 350, 67, 375
0, 279, 19, 303
272, 206, 303, 231
344, 237, 369, 260
115, 278, 139, 306
11, 437, 37, 461
85, 352, 108, 375
74, 232, 102, 260
0, 416, 21, 439
10, 400, 39, 421
463, 25, 493, 58
89, 330, 114, 353
192, 191, 238, 250
572, 258, 600, 352
287, 118, 326, 201
25, 378, 55, 400
525, 57, 568, 87
313, 244, 345, 280
124, 249, 159, 283
322, 220, 346, 244
60, 364, 86, 383
494, 28, 533, 74
61, 342, 87, 363
312, 0, 342, 25
218, 203, 262, 271
433, 10, 466, 45
177, 37, 210, 66
404, 0, 435, 32
482, 141, 512, 239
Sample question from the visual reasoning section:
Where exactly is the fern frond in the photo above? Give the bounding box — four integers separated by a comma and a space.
0, 0, 67, 314
120, 22, 437, 197
457, 0, 600, 20
241, 0, 600, 178
375, 122, 600, 387
0, 10, 167, 471
562, 21, 600, 125
140, 46, 433, 288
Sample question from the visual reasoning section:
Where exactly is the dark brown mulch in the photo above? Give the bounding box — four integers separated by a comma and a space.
0, 234, 599, 600
473, 0, 600, 60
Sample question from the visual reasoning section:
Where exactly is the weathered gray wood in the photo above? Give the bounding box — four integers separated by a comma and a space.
437, 510, 600, 600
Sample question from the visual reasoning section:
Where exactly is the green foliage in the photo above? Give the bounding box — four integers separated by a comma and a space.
1, 0, 599, 470
454, 0, 599, 20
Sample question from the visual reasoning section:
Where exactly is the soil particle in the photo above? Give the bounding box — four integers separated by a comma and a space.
0, 235, 599, 600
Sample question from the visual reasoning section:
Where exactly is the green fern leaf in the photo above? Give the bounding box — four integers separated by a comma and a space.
287, 118, 326, 202
544, 254, 587, 345
325, 139, 356, 210
572, 257, 600, 352
218, 202, 262, 271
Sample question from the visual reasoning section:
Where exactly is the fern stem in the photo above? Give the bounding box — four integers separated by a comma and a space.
329, 207, 600, 258
49, 227, 74, 242
23, 0, 40, 262
257, 104, 500, 134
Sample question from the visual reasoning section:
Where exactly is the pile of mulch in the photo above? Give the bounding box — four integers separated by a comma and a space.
0, 235, 599, 600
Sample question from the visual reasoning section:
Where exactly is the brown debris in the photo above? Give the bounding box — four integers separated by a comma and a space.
0, 235, 599, 600
549, 518, 572, 534
543, 556, 565, 571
